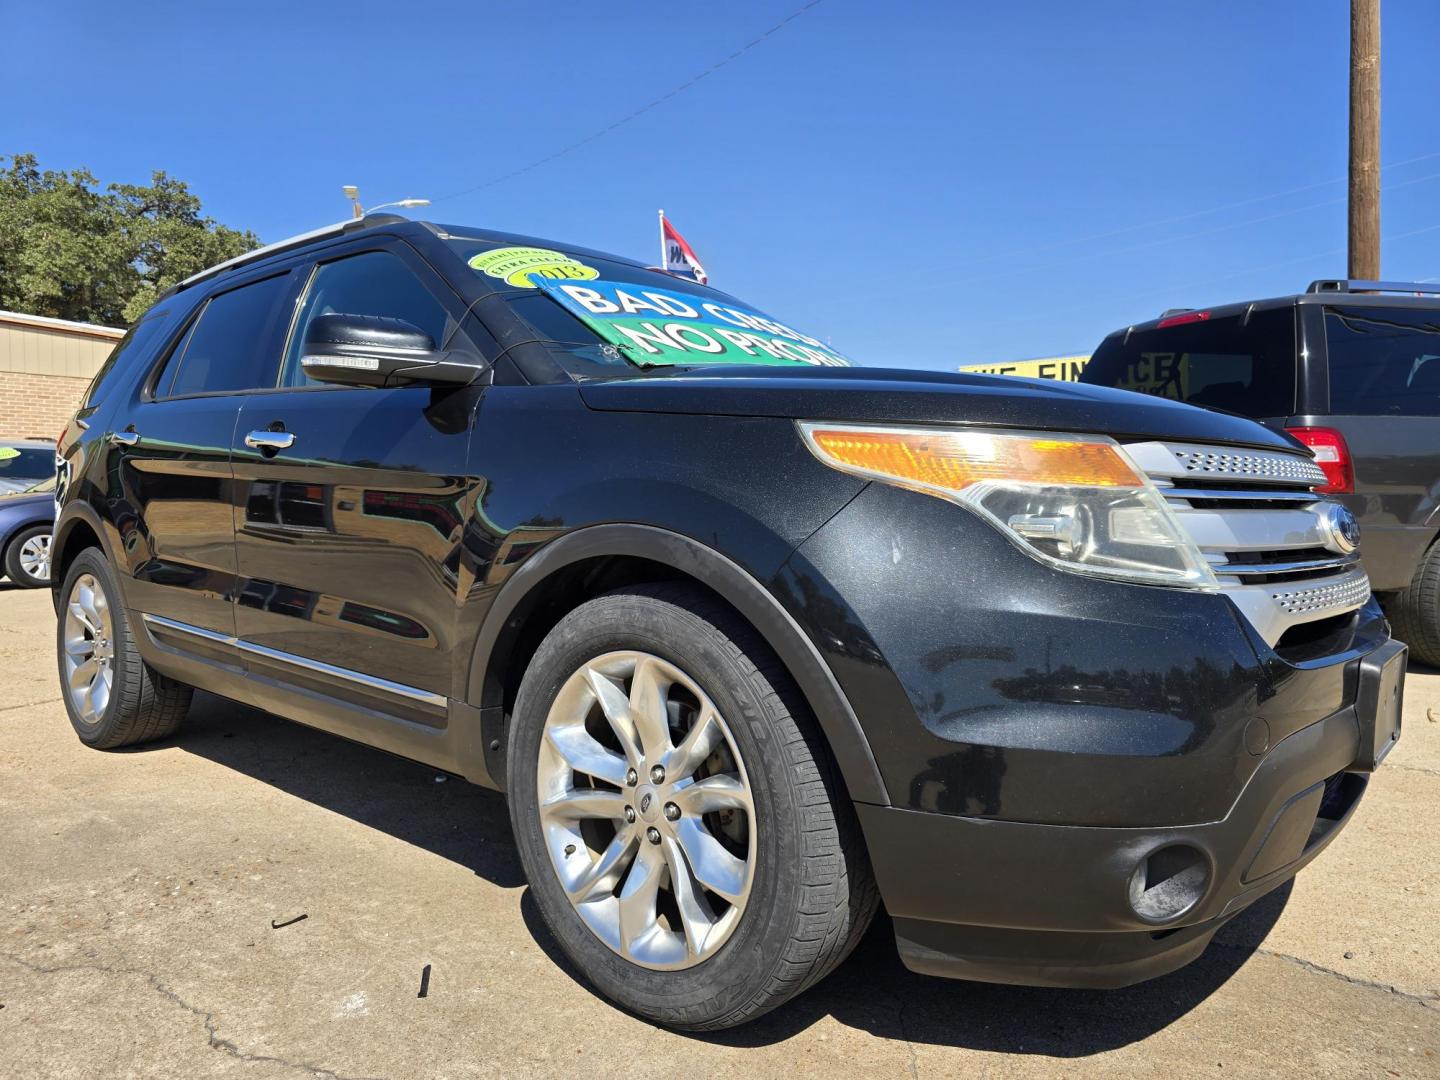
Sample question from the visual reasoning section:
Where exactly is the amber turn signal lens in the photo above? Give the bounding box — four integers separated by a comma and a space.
804, 427, 1143, 492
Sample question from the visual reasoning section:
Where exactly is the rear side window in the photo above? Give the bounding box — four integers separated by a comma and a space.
279, 251, 454, 387
162, 273, 292, 396
1325, 306, 1440, 416
83, 312, 171, 409
1080, 308, 1296, 418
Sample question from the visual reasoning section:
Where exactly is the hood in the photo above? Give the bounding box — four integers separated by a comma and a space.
578, 366, 1299, 451
0, 489, 54, 508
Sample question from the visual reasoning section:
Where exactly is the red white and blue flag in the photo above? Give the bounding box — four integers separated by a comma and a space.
659, 211, 708, 285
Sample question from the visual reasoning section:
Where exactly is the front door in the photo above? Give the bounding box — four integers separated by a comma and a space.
230, 244, 484, 720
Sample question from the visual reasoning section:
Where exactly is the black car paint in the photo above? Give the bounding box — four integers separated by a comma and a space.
53, 218, 1400, 989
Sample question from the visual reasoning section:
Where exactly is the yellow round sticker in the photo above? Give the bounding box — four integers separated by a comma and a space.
467, 246, 599, 289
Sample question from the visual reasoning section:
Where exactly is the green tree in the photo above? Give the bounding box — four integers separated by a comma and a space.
0, 154, 259, 326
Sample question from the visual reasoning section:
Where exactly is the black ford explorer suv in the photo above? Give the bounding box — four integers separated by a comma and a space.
1081, 281, 1440, 666
53, 216, 1406, 1030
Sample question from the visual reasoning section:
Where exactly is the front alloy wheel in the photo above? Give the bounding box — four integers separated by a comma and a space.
537, 650, 756, 969
508, 584, 876, 1031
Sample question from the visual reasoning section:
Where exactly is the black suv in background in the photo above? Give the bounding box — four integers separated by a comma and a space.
1082, 280, 1440, 664
52, 218, 1405, 1029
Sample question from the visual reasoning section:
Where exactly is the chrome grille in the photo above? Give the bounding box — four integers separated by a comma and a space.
1123, 440, 1371, 646
1169, 449, 1327, 486
1272, 572, 1372, 616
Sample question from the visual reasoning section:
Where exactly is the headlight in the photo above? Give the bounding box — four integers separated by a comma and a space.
798, 422, 1217, 589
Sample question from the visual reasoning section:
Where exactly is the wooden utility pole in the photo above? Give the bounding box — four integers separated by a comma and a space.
1349, 0, 1381, 280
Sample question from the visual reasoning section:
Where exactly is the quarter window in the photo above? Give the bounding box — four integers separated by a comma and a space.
279, 251, 454, 387
1325, 306, 1440, 416
83, 311, 171, 409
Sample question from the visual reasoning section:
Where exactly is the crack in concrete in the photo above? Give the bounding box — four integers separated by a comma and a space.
0, 697, 60, 714
1, 951, 387, 1080
1213, 941, 1438, 1009
890, 989, 921, 1079
1385, 762, 1440, 778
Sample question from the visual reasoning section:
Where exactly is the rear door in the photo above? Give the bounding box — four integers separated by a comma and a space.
1316, 304, 1440, 587
115, 270, 298, 638
230, 241, 485, 722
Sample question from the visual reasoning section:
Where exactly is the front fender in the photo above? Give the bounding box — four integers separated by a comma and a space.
464, 522, 889, 806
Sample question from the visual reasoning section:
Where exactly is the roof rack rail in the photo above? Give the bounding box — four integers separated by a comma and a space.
1306, 279, 1440, 295
171, 213, 409, 293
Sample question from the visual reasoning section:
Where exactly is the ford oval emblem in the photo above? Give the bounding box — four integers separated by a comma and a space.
1318, 502, 1360, 554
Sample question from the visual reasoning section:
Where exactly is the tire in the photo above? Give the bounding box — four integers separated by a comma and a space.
506, 583, 877, 1030
4, 524, 53, 588
56, 548, 193, 748
1387, 540, 1440, 667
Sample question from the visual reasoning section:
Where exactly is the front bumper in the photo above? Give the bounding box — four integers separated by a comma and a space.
780, 481, 1407, 987
857, 637, 1405, 987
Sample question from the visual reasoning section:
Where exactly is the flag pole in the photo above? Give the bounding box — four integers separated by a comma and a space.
658, 209, 667, 271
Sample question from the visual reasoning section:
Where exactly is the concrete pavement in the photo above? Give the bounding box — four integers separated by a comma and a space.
1, 583, 1436, 1078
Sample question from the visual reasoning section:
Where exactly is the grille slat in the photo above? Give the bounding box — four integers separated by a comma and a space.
1162, 487, 1321, 503
1169, 448, 1327, 486
1123, 440, 1371, 647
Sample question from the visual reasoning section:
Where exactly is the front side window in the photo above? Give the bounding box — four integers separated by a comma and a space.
1325, 306, 1440, 416
1079, 308, 1297, 418
163, 273, 292, 396
279, 251, 455, 387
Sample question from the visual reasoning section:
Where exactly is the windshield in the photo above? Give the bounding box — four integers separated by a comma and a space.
442, 235, 851, 373
0, 446, 55, 481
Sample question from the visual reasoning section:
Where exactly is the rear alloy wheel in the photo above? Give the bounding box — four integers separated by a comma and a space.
56, 548, 193, 748
4, 525, 53, 587
63, 571, 115, 723
508, 584, 877, 1030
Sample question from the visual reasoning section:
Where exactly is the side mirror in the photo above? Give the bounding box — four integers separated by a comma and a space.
300, 313, 484, 387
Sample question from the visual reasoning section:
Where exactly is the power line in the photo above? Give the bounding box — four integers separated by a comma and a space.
973, 218, 1440, 351
958, 149, 1440, 271
429, 0, 825, 205
924, 167, 1440, 294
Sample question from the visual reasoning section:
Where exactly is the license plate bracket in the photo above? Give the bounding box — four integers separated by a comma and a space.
1352, 640, 1406, 771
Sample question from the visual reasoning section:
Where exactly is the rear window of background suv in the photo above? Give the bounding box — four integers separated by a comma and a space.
1325, 306, 1440, 416
1079, 307, 1297, 419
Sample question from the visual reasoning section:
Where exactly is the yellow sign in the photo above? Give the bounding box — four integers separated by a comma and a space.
958, 355, 1091, 382
467, 246, 599, 289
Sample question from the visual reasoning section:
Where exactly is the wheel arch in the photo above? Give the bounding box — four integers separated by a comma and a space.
51, 506, 114, 611
466, 524, 889, 806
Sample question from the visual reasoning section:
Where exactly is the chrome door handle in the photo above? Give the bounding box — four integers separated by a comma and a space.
113, 430, 139, 447
245, 430, 296, 451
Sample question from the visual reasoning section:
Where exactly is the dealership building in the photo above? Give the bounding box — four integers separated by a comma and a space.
0, 310, 124, 439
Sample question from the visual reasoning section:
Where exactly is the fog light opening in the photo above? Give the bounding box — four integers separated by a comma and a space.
1129, 844, 1210, 923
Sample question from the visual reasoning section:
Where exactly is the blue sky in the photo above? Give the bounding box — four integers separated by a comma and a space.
7, 1, 1440, 369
